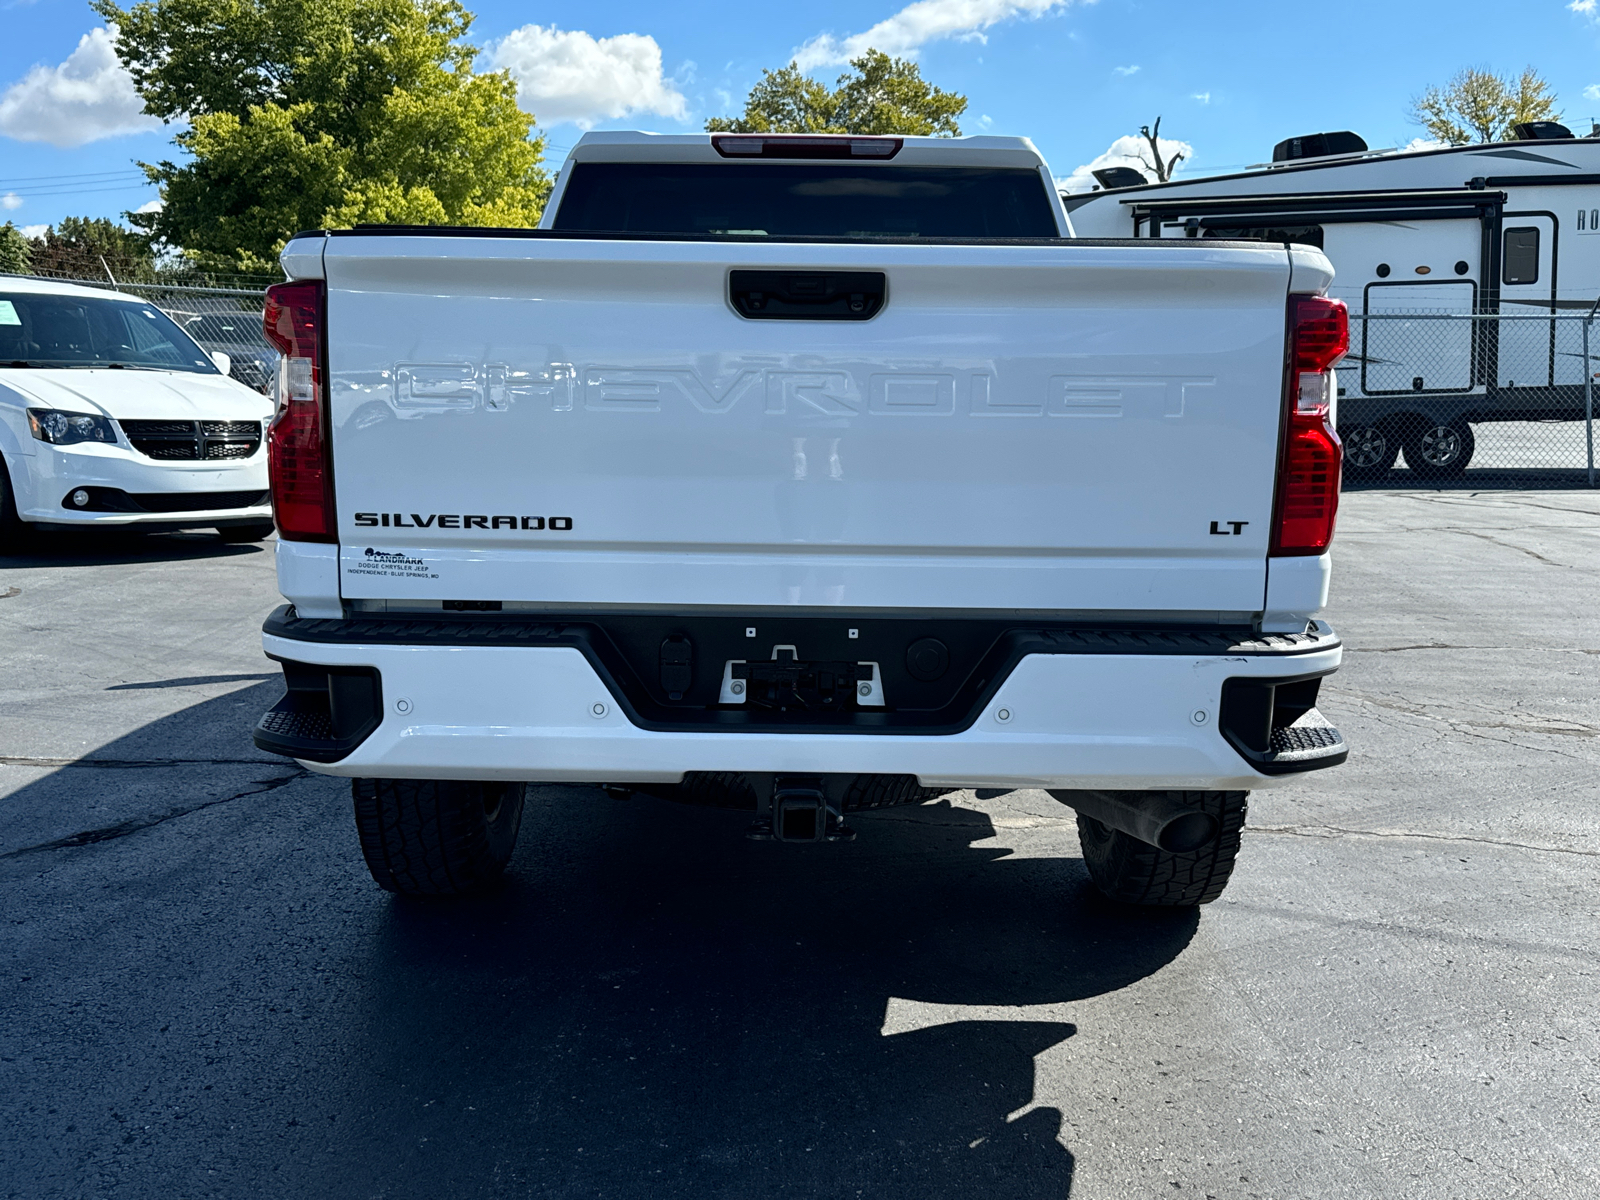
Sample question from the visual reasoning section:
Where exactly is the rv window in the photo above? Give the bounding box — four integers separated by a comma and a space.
1502, 227, 1540, 285
1202, 225, 1324, 248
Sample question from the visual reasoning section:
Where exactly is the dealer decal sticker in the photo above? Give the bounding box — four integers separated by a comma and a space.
346, 548, 439, 580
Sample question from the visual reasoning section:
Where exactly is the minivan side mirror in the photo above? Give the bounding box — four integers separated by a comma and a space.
211, 350, 232, 375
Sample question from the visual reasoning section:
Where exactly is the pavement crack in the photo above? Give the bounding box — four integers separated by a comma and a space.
0, 770, 309, 858
1450, 529, 1574, 568
1330, 690, 1600, 743
106, 673, 278, 692
1347, 644, 1600, 655
1387, 492, 1600, 518
1248, 822, 1600, 859
0, 756, 288, 769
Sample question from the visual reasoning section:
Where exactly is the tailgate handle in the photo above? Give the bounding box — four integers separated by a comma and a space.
729, 271, 885, 321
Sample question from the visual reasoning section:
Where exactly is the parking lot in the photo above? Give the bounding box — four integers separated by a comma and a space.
1, 489, 1597, 1199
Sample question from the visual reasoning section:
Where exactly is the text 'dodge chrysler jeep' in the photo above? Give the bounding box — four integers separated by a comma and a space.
253, 131, 1348, 905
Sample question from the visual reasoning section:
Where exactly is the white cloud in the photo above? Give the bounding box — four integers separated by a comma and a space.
135, 198, 163, 214
20, 224, 48, 239
1056, 133, 1193, 193
1402, 136, 1447, 153
1, 193, 20, 211
977, 113, 994, 129
1191, 91, 1210, 104
794, 0, 1078, 70
1585, 83, 1600, 100
1113, 65, 1139, 76
488, 25, 687, 130
0, 27, 159, 147
1572, 0, 1596, 15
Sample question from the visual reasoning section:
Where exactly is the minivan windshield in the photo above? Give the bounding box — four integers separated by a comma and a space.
0, 292, 219, 373
552, 163, 1061, 239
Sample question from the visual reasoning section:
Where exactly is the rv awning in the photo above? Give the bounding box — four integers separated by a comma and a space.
1125, 188, 1505, 237
1123, 188, 1506, 214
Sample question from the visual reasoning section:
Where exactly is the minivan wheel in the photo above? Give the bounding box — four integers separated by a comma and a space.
217, 521, 275, 543
1404, 421, 1475, 479
1073, 790, 1248, 906
0, 457, 26, 553
352, 779, 527, 895
1340, 423, 1399, 480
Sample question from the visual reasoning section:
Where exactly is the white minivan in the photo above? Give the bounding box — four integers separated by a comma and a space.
0, 276, 275, 546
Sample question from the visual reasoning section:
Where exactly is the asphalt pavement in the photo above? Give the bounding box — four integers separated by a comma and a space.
2, 492, 1597, 1199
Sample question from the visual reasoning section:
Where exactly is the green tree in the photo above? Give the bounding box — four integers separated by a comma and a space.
1410, 67, 1560, 145
94, 0, 550, 273
26, 217, 156, 282
707, 50, 966, 137
0, 222, 31, 275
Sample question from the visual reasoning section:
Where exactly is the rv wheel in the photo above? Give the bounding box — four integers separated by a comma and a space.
1404, 421, 1474, 479
1340, 424, 1399, 479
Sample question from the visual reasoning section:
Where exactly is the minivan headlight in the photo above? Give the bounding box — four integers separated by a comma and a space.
26, 409, 117, 446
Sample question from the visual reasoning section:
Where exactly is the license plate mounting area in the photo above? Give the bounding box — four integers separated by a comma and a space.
723, 646, 881, 711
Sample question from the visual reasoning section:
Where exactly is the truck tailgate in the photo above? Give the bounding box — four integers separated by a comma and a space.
320, 236, 1296, 615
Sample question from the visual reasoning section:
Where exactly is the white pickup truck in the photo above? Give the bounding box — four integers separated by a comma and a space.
253, 131, 1348, 905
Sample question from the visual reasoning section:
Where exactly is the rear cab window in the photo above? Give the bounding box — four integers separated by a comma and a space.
551, 163, 1061, 239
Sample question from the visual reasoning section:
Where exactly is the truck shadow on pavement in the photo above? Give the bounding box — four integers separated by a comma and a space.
345, 788, 1200, 1198
1, 684, 1199, 1200
0, 528, 267, 569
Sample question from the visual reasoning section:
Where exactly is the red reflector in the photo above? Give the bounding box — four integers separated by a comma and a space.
263, 281, 334, 542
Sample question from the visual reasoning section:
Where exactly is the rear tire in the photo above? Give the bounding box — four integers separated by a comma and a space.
1403, 420, 1474, 479
217, 521, 275, 543
352, 778, 526, 895
1074, 790, 1247, 906
843, 774, 955, 809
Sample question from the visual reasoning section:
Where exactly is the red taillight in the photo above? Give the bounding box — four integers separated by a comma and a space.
263, 281, 334, 542
1291, 295, 1350, 372
1272, 295, 1346, 556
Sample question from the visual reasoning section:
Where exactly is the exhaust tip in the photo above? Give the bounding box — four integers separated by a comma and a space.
1158, 810, 1219, 853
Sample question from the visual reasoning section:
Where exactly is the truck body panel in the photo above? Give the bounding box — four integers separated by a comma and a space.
257, 134, 1347, 830
321, 235, 1311, 616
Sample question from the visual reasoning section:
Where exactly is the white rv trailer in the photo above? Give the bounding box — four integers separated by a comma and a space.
1066, 126, 1600, 477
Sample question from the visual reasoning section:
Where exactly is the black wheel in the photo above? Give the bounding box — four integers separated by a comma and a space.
1075, 791, 1247, 906
217, 521, 275, 543
1403, 420, 1474, 479
1339, 423, 1399, 480
0, 455, 27, 553
674, 771, 757, 809
352, 778, 526, 895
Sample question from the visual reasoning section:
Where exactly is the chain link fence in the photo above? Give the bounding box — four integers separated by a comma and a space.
1338, 309, 1600, 489
9, 267, 275, 395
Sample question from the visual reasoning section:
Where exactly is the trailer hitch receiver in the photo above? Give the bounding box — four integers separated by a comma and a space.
747, 774, 856, 842
775, 780, 827, 841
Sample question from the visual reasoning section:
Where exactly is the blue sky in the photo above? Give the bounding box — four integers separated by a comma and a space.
4, 0, 1600, 233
